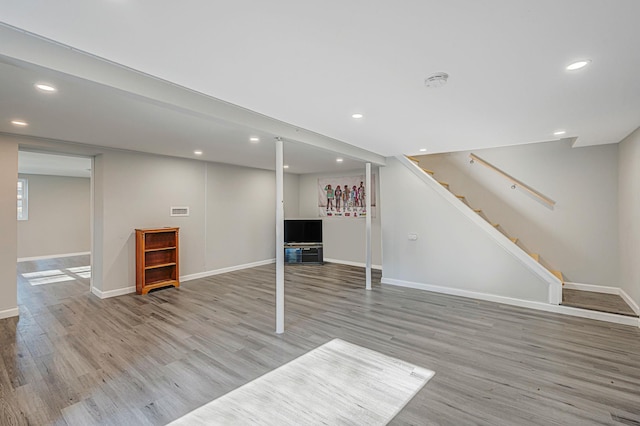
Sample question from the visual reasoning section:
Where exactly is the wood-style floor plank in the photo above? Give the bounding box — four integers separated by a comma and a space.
1, 256, 639, 425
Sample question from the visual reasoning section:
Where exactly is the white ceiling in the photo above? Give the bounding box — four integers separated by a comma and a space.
0, 57, 369, 174
1, 1, 639, 167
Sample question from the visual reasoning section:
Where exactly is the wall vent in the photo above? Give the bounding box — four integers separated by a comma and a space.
170, 206, 190, 217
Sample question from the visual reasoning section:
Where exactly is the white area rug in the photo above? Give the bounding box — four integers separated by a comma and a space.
169, 338, 434, 425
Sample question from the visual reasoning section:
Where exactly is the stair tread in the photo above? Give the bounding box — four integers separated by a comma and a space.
422, 168, 435, 175
529, 253, 540, 262
492, 223, 500, 227
455, 195, 465, 199
509, 237, 518, 243
550, 270, 564, 283
473, 209, 482, 213
438, 181, 449, 187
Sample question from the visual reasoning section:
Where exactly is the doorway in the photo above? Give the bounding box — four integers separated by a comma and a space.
16, 151, 93, 302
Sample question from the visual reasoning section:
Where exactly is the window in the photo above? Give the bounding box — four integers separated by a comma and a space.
17, 178, 28, 220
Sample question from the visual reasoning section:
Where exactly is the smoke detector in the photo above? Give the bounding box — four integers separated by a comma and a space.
424, 72, 449, 88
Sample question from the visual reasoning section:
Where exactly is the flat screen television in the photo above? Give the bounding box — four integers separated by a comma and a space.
284, 219, 323, 243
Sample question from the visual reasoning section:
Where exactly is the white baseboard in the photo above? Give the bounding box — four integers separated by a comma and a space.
563, 282, 619, 294
91, 286, 135, 299
381, 277, 639, 328
0, 307, 19, 319
323, 258, 382, 270
181, 258, 276, 282
620, 289, 640, 316
89, 259, 276, 299
18, 251, 90, 262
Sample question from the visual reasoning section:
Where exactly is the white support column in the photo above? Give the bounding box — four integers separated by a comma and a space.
365, 162, 372, 290
275, 137, 285, 334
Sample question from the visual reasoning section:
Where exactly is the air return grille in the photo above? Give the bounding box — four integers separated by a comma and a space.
170, 206, 190, 217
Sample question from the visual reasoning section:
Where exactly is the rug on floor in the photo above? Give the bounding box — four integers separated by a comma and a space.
168, 338, 435, 425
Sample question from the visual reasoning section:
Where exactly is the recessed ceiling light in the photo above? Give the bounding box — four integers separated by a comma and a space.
283, 165, 289, 169
553, 130, 566, 136
35, 83, 57, 92
336, 158, 344, 163
11, 120, 28, 127
194, 150, 203, 155
566, 60, 591, 71
351, 113, 363, 119
419, 148, 427, 152
250, 137, 260, 143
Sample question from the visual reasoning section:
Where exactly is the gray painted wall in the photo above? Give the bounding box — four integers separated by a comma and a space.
284, 173, 300, 219
205, 162, 278, 271
298, 169, 382, 267
91, 149, 297, 294
17, 174, 90, 258
95, 150, 208, 293
0, 137, 19, 318
380, 157, 550, 302
415, 140, 619, 287
618, 127, 640, 308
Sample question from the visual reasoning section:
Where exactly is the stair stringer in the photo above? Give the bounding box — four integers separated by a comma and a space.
398, 155, 562, 305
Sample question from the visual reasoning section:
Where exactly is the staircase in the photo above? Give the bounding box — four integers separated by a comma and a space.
406, 156, 566, 283
406, 155, 639, 319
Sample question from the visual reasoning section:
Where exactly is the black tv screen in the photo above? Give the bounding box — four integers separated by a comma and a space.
284, 219, 323, 243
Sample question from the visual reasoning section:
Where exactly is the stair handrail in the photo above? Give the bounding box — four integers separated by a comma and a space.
469, 153, 556, 207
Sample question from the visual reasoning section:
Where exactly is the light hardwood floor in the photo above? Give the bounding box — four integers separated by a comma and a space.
3, 256, 640, 425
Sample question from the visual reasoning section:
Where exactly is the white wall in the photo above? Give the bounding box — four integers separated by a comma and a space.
416, 140, 619, 286
95, 150, 207, 293
17, 174, 90, 259
0, 137, 19, 318
205, 162, 278, 271
284, 173, 300, 219
618, 127, 640, 308
380, 157, 550, 302
91, 149, 293, 294
298, 169, 382, 267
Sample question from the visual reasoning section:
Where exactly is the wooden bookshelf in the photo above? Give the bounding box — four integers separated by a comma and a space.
135, 227, 180, 294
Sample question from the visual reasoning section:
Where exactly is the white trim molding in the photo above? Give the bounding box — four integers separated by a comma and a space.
18, 251, 90, 263
620, 290, 640, 316
324, 258, 382, 271
181, 259, 276, 282
91, 286, 135, 299
0, 307, 19, 320
382, 277, 640, 328
563, 282, 619, 294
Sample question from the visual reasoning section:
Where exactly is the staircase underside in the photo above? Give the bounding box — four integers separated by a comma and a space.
562, 289, 638, 317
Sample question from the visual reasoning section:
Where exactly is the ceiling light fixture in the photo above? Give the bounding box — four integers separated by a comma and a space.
283, 165, 290, 169
194, 150, 203, 155
351, 113, 363, 119
424, 72, 449, 88
566, 60, 591, 71
250, 137, 260, 143
336, 158, 344, 163
35, 83, 57, 92
419, 148, 427, 152
11, 120, 28, 126
553, 130, 566, 136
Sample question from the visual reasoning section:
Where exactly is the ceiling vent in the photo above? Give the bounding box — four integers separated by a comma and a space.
424, 72, 449, 88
